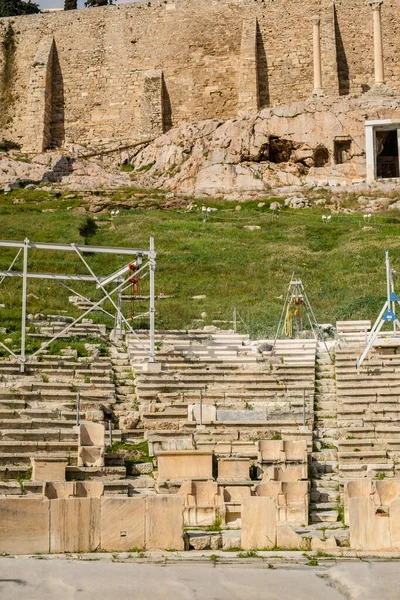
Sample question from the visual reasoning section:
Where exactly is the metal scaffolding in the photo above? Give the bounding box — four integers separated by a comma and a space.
356, 250, 400, 373
0, 237, 157, 372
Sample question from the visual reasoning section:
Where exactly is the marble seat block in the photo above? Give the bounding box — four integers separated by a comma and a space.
222, 485, 252, 527
282, 481, 309, 504
178, 481, 224, 526
78, 423, 105, 467
280, 481, 309, 526
220, 484, 250, 502
31, 457, 67, 482
188, 403, 216, 424
262, 464, 307, 482
283, 441, 308, 463
157, 451, 213, 481
255, 481, 282, 499
218, 458, 250, 480
231, 441, 258, 456
344, 479, 374, 525
258, 440, 284, 463
349, 496, 391, 551
241, 497, 277, 550
375, 480, 400, 510
44, 481, 104, 499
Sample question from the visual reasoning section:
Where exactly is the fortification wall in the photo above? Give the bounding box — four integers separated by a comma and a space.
0, 0, 399, 151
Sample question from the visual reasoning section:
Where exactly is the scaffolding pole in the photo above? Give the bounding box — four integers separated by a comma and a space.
0, 237, 157, 369
356, 251, 400, 373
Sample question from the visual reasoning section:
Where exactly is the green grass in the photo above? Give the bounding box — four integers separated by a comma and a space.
0, 187, 400, 339
237, 550, 259, 558
106, 440, 150, 473
204, 512, 222, 532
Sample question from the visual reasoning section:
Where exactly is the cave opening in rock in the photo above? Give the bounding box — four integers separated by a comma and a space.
313, 146, 330, 168
268, 136, 294, 163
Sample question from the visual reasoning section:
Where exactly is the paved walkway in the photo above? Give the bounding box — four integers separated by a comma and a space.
0, 557, 400, 599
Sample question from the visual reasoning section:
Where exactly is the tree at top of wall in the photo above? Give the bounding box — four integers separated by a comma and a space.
64, 0, 77, 9
85, 0, 115, 6
0, 0, 40, 16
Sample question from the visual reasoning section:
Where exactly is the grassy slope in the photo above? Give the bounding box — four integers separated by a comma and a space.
0, 187, 399, 347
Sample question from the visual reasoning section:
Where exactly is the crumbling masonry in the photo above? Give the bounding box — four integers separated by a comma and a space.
0, 0, 399, 152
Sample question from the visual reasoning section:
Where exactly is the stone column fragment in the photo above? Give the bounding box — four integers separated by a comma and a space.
312, 16, 323, 95
369, 0, 385, 85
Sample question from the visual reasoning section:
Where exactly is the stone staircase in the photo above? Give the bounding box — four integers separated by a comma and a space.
310, 342, 339, 523
0, 351, 127, 494
127, 331, 316, 454
336, 342, 400, 487
8, 314, 400, 532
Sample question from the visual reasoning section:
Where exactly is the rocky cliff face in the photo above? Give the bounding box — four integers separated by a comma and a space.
1, 95, 399, 198
131, 95, 400, 198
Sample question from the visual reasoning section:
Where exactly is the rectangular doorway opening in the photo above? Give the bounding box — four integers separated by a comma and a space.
376, 129, 400, 179
334, 139, 352, 165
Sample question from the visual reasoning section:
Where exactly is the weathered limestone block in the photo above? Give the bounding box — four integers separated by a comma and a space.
344, 479, 374, 525
187, 532, 212, 550
145, 495, 184, 550
241, 497, 276, 550
255, 480, 282, 499
157, 451, 213, 481
258, 440, 284, 463
284, 441, 308, 463
218, 458, 250, 481
262, 465, 308, 482
349, 497, 391, 551
31, 457, 66, 482
375, 480, 400, 510
277, 525, 305, 550
50, 498, 101, 553
44, 481, 104, 499
178, 480, 224, 526
0, 498, 50, 554
389, 498, 400, 549
78, 423, 105, 467
100, 497, 145, 551
222, 529, 241, 550
188, 403, 216, 424
311, 536, 338, 551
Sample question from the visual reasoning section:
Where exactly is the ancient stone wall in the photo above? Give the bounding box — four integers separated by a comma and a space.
0, 0, 398, 151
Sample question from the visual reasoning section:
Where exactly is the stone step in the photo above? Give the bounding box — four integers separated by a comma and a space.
310, 501, 338, 511
66, 465, 127, 481
0, 429, 78, 442
339, 463, 395, 479
0, 452, 75, 466
0, 418, 76, 430
0, 440, 78, 454
338, 450, 388, 464
310, 510, 339, 523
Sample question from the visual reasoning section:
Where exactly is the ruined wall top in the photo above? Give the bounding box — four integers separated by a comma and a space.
0, 0, 398, 150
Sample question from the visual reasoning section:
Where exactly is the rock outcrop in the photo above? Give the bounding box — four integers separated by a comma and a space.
1, 94, 399, 198
131, 95, 400, 197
